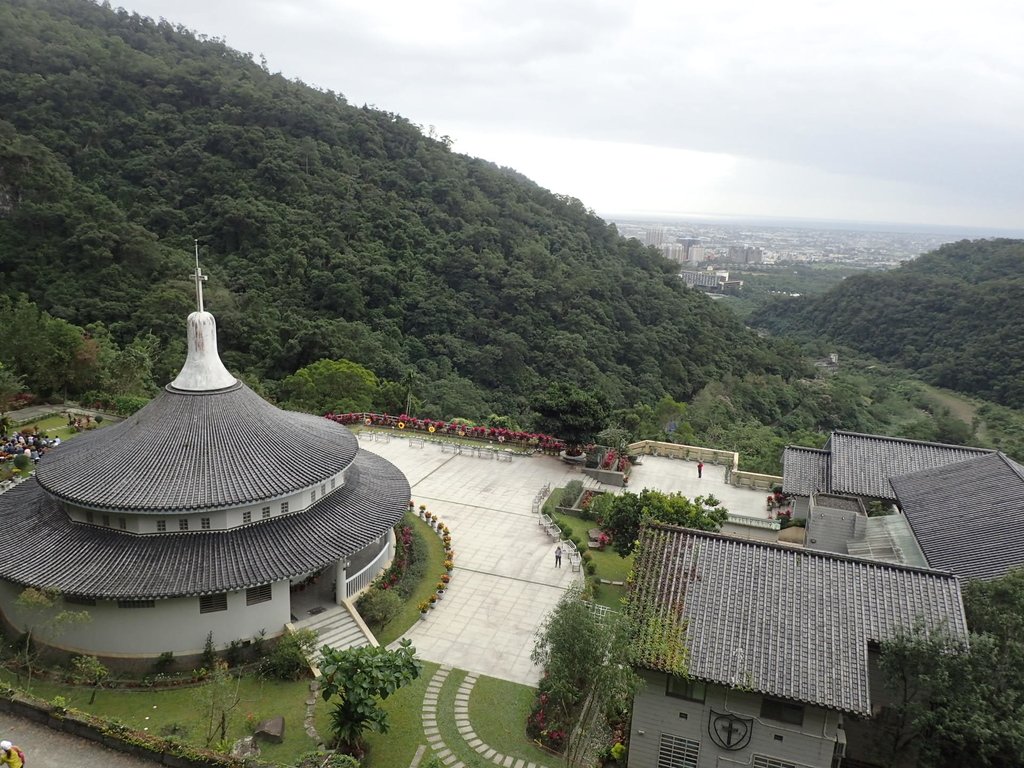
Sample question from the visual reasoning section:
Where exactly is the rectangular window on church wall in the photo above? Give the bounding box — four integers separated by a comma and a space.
86, 511, 94, 524
331, 478, 336, 490
101, 515, 110, 527
321, 484, 326, 496
65, 595, 96, 606
118, 600, 155, 609
311, 489, 317, 503
157, 520, 166, 532
280, 502, 289, 514
118, 518, 127, 530
246, 584, 273, 605
199, 593, 228, 613
179, 519, 189, 531
201, 517, 211, 530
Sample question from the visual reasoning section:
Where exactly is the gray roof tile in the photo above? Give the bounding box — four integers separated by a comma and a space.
782, 446, 831, 496
827, 431, 991, 500
0, 449, 408, 598
890, 452, 1024, 580
36, 383, 359, 512
630, 525, 967, 715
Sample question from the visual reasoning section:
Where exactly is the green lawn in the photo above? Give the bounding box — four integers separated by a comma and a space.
0, 669, 316, 765
551, 504, 633, 611
470, 675, 555, 766
372, 512, 448, 647
326, 660, 438, 766
16, 413, 112, 443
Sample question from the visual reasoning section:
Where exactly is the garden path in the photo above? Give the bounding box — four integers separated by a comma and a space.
0, 712, 152, 768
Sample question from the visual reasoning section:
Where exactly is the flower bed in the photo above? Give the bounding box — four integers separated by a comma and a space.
324, 412, 566, 454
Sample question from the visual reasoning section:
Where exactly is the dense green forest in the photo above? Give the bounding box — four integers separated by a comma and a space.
0, 0, 807, 423
4, 1, 1023, 473
752, 239, 1024, 408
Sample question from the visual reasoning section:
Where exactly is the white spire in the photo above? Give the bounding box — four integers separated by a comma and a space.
170, 244, 236, 392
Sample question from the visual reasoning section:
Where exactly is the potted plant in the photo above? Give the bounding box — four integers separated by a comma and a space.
418, 600, 430, 619
436, 582, 447, 599
444, 559, 454, 572
428, 594, 437, 609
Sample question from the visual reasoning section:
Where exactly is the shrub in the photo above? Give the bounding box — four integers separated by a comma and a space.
225, 639, 244, 667
153, 651, 175, 674
200, 631, 216, 670
563, 480, 584, 506
13, 454, 31, 471
356, 588, 402, 629
561, 523, 573, 540
261, 629, 317, 680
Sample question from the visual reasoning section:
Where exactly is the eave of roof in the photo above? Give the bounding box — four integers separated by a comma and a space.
0, 449, 408, 599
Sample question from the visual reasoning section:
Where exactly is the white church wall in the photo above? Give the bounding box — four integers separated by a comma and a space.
0, 579, 290, 657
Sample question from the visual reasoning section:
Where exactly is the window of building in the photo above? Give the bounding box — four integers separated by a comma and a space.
666, 676, 706, 702
101, 514, 110, 527
752, 756, 799, 768
280, 501, 289, 514
201, 517, 211, 530
65, 595, 96, 606
85, 511, 94, 524
657, 733, 700, 768
156, 520, 167, 532
118, 600, 155, 609
243, 510, 252, 524
263, 506, 272, 519
311, 489, 317, 503
321, 484, 326, 496
760, 697, 805, 727
199, 593, 228, 614
179, 519, 189, 531
331, 478, 336, 490
118, 518, 127, 530
246, 584, 273, 605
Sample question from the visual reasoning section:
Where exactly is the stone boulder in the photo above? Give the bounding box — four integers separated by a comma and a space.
254, 715, 285, 743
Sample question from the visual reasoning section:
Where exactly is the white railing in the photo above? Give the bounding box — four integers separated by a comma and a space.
346, 536, 394, 598
726, 513, 781, 531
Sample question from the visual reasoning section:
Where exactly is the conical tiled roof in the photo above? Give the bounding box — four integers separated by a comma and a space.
36, 382, 359, 512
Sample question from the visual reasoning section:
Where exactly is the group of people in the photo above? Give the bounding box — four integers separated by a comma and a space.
0, 430, 58, 465
0, 740, 25, 767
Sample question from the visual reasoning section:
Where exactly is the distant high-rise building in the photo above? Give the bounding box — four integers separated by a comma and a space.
645, 228, 666, 247
689, 244, 706, 264
727, 245, 763, 264
660, 243, 687, 263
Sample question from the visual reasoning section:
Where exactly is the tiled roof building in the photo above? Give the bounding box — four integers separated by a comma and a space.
0, 268, 408, 657
627, 524, 968, 768
784, 430, 1023, 581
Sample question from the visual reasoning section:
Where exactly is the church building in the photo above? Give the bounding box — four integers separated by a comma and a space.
0, 264, 408, 660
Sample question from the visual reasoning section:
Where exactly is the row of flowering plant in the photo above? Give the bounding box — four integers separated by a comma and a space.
324, 412, 566, 454
412, 500, 456, 614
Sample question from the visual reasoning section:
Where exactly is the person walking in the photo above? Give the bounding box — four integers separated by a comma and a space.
554, 545, 563, 568
697, 460, 704, 478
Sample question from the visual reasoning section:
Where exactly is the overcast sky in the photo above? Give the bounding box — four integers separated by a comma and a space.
116, 0, 1024, 231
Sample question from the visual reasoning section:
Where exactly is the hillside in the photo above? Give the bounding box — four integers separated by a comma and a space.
752, 238, 1024, 409
0, 0, 805, 422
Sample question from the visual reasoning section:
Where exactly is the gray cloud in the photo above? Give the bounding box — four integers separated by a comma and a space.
114, 0, 1024, 227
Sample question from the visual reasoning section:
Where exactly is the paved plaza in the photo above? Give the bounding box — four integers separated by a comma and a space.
360, 435, 769, 685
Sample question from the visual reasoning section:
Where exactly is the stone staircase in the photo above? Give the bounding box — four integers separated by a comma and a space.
291, 603, 376, 673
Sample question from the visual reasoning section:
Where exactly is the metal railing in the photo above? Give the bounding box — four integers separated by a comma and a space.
345, 536, 394, 598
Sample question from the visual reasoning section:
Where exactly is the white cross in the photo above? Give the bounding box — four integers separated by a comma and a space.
192, 239, 208, 312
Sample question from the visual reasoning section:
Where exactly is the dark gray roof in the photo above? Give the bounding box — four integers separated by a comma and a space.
0, 449, 408, 599
36, 383, 359, 512
826, 431, 991, 501
630, 525, 967, 716
891, 452, 1024, 580
782, 446, 831, 496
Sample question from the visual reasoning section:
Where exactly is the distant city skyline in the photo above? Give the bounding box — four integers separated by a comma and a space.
118, 1, 1024, 232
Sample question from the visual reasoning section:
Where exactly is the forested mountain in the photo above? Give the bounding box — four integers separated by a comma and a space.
0, 0, 804, 421
752, 239, 1024, 409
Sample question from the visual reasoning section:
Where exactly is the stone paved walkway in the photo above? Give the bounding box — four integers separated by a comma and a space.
414, 665, 550, 768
